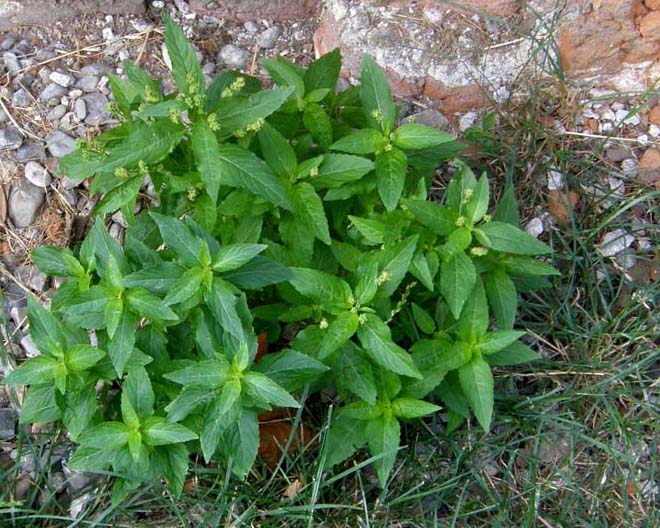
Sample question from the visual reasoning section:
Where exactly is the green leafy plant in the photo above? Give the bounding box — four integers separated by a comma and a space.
4, 13, 558, 500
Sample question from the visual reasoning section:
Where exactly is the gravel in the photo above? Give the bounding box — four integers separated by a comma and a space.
81, 92, 111, 126
49, 71, 75, 87
45, 130, 76, 157
12, 88, 31, 107
0, 126, 23, 149
15, 142, 46, 162
24, 161, 51, 187
218, 44, 250, 69
8, 181, 44, 228
39, 82, 67, 104
258, 26, 281, 49
0, 408, 17, 441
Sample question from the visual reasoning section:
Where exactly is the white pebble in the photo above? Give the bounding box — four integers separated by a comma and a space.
621, 158, 638, 174
598, 229, 635, 257
458, 111, 478, 132
648, 124, 660, 138
525, 217, 544, 238
547, 169, 563, 190
24, 161, 51, 187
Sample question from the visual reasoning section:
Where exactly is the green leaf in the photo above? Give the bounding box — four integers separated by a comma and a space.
401, 199, 456, 236
162, 11, 204, 97
215, 379, 242, 422
216, 143, 292, 210
392, 398, 441, 419
242, 372, 300, 408
204, 279, 244, 340
323, 414, 368, 468
63, 286, 113, 330
464, 173, 489, 223
19, 385, 61, 424
392, 124, 454, 150
375, 147, 407, 211
151, 443, 189, 497
348, 215, 384, 245
440, 252, 477, 319
104, 298, 123, 339
486, 342, 541, 366
254, 350, 329, 392
361, 55, 396, 133
32, 246, 84, 277
335, 342, 377, 404
341, 401, 382, 421
27, 295, 62, 354
289, 268, 352, 312
331, 129, 384, 154
223, 256, 292, 289
191, 118, 225, 203
212, 244, 267, 273
258, 121, 297, 178
206, 71, 262, 110
410, 252, 435, 291
165, 385, 215, 422
314, 153, 375, 189
478, 222, 552, 255
62, 386, 97, 441
164, 359, 229, 388
121, 393, 140, 430
134, 100, 187, 119
503, 257, 560, 276
365, 414, 400, 486
66, 345, 105, 371
126, 288, 179, 322
294, 182, 331, 245
68, 446, 115, 472
164, 267, 204, 306
3, 356, 57, 386
123, 263, 185, 294
142, 417, 198, 446
480, 330, 526, 354
318, 311, 360, 360
217, 87, 294, 138
303, 103, 333, 148
108, 311, 137, 377
358, 314, 422, 379
304, 48, 341, 93
354, 261, 379, 305
456, 279, 488, 343
374, 235, 418, 298
94, 176, 142, 216
261, 57, 304, 100
124, 366, 155, 420
493, 186, 520, 226
80, 421, 130, 450
224, 410, 259, 479
411, 303, 436, 334
458, 356, 494, 433
123, 60, 161, 102
150, 213, 203, 267
485, 269, 518, 330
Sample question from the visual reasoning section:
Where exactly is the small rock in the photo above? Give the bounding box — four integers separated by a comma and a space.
102, 27, 114, 41
16, 265, 48, 291
9, 182, 44, 227
20, 334, 41, 357
151, 0, 165, 8
525, 217, 544, 238
49, 71, 75, 87
74, 98, 87, 121
0, 408, 16, 440
24, 161, 51, 187
47, 104, 67, 121
605, 148, 631, 162
201, 62, 215, 75
0, 108, 7, 122
77, 74, 99, 92
649, 124, 660, 139
621, 158, 638, 175
244, 20, 259, 33
12, 88, 31, 107
0, 35, 16, 50
69, 89, 83, 99
0, 126, 22, 149
218, 44, 249, 69
639, 149, 660, 170
69, 492, 93, 518
2, 51, 20, 73
614, 249, 636, 271
82, 92, 111, 126
258, 26, 281, 49
161, 43, 172, 71
406, 109, 450, 131
46, 130, 75, 157
39, 83, 67, 104
546, 169, 563, 191
599, 229, 635, 257
458, 111, 478, 132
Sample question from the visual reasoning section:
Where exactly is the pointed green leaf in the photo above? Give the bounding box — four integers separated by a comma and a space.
458, 356, 494, 433
376, 147, 407, 211
440, 252, 477, 319
392, 124, 454, 150
361, 55, 396, 133
485, 269, 518, 330
479, 221, 552, 255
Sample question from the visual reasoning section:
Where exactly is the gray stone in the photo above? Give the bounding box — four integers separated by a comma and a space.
76, 73, 97, 91
12, 87, 31, 107
80, 63, 108, 75
406, 109, 450, 131
606, 148, 632, 162
16, 265, 48, 291
82, 92, 111, 126
47, 104, 67, 121
20, 334, 40, 357
45, 130, 75, 157
24, 161, 51, 187
16, 142, 45, 162
9, 182, 44, 227
218, 44, 249, 69
2, 51, 20, 73
244, 20, 259, 33
0, 35, 15, 50
0, 126, 22, 149
258, 26, 281, 49
74, 98, 87, 121
39, 83, 66, 104
49, 70, 75, 87
0, 108, 7, 122
0, 408, 16, 441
